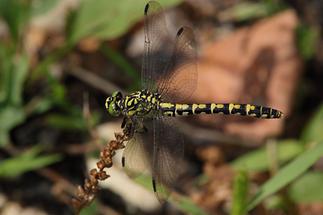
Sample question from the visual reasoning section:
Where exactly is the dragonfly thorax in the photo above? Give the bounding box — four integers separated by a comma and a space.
105, 89, 162, 118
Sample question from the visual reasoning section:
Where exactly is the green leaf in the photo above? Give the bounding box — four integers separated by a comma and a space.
231, 170, 248, 215
221, 2, 268, 21
0, 0, 31, 43
0, 106, 25, 145
247, 142, 323, 211
0, 146, 62, 178
26, 98, 53, 115
46, 73, 69, 107
67, 0, 182, 44
231, 139, 303, 172
50, 79, 66, 104
0, 49, 29, 105
264, 195, 286, 211
46, 113, 87, 130
0, 53, 29, 106
288, 171, 323, 203
296, 24, 319, 60
301, 104, 323, 144
5, 55, 29, 105
80, 200, 98, 215
219, 1, 285, 22
31, 0, 59, 16
0, 44, 12, 102
0, 54, 29, 146
170, 195, 208, 215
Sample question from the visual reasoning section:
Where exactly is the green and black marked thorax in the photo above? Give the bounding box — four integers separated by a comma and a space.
118, 89, 162, 117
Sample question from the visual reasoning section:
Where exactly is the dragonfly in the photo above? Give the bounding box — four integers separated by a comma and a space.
105, 0, 283, 200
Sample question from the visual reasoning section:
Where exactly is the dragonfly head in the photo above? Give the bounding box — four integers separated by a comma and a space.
105, 91, 123, 117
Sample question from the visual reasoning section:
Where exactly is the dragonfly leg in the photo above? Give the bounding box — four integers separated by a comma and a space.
122, 117, 136, 139
121, 117, 134, 167
122, 156, 126, 167
152, 177, 157, 193
125, 116, 147, 134
121, 117, 127, 129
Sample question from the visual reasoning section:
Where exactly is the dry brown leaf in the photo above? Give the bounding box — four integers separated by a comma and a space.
189, 10, 302, 142
298, 203, 323, 215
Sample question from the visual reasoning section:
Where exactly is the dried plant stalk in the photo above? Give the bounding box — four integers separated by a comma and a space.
71, 129, 130, 213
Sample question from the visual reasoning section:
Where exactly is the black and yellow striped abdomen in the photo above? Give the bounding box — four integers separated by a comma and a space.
160, 103, 282, 119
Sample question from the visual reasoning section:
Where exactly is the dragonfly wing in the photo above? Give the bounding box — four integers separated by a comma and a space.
151, 117, 185, 200
123, 117, 184, 200
122, 134, 151, 177
141, 1, 192, 201
158, 26, 198, 103
142, 1, 174, 91
143, 1, 198, 102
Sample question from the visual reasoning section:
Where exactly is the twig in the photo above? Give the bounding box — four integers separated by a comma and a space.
71, 130, 130, 214
38, 168, 77, 205
68, 66, 124, 95
175, 120, 253, 146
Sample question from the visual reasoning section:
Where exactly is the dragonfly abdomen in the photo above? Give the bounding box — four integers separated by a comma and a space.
160, 103, 282, 119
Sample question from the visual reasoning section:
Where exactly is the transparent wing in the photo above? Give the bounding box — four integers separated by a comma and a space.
158, 26, 198, 103
122, 117, 185, 201
143, 1, 198, 102
140, 1, 195, 201
151, 117, 185, 200
142, 0, 172, 91
122, 135, 151, 177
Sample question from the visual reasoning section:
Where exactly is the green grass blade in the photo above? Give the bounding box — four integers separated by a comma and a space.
0, 146, 62, 178
231, 139, 303, 172
169, 195, 208, 215
247, 142, 323, 211
0, 0, 31, 44
6, 54, 29, 105
231, 170, 248, 215
0, 54, 28, 146
219, 1, 285, 22
288, 171, 323, 203
0, 106, 25, 145
301, 104, 323, 144
31, 0, 59, 16
46, 113, 87, 130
